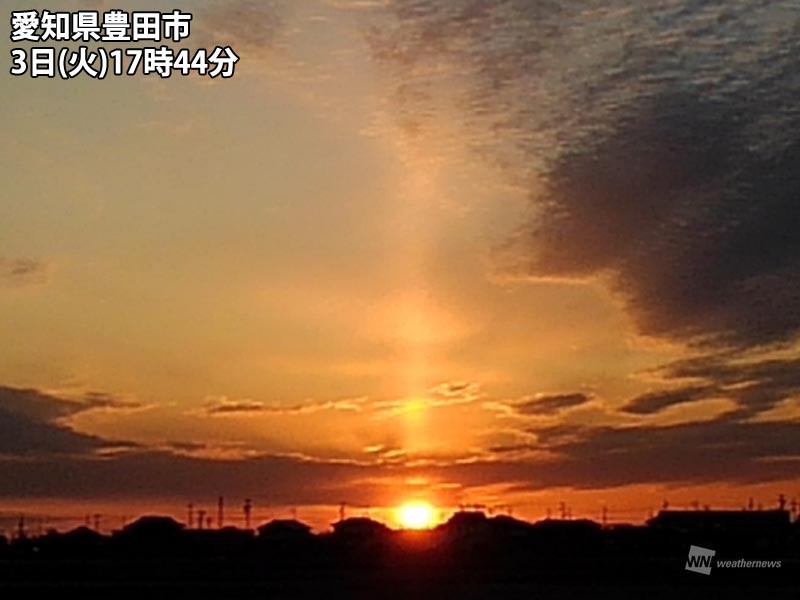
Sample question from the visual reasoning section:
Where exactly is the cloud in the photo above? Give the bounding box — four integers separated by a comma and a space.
0, 407, 106, 457
361, 1, 800, 493
525, 418, 800, 490
200, 396, 366, 416
427, 381, 482, 405
368, 0, 800, 351
621, 355, 800, 418
81, 391, 144, 412
198, 0, 284, 52
0, 450, 385, 504
0, 257, 48, 287
204, 399, 268, 415
0, 386, 138, 457
0, 386, 140, 422
621, 386, 714, 416
515, 393, 592, 416
0, 384, 797, 501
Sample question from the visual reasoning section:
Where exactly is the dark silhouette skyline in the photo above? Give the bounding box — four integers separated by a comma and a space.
1, 507, 797, 598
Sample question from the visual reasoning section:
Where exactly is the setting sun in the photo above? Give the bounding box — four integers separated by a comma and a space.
397, 501, 437, 530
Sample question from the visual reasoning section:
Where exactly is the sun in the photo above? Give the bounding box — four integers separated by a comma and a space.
397, 501, 436, 530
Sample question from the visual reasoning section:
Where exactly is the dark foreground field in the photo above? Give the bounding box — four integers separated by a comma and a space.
1, 556, 797, 599
2, 511, 798, 598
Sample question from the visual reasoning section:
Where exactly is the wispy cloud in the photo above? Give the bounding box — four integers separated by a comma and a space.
199, 395, 366, 417
0, 257, 48, 287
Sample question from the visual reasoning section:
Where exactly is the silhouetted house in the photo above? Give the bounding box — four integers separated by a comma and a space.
648, 510, 790, 534
118, 515, 185, 537
186, 525, 254, 557
648, 510, 791, 553
113, 516, 186, 555
34, 527, 102, 558
529, 519, 603, 555
331, 517, 391, 547
258, 519, 313, 543
438, 511, 491, 540
488, 515, 535, 539
604, 523, 650, 556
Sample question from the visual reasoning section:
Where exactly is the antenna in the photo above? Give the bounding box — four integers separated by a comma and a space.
778, 493, 786, 511
217, 496, 224, 529
243, 499, 252, 529
197, 510, 206, 530
339, 502, 346, 522
187, 503, 194, 528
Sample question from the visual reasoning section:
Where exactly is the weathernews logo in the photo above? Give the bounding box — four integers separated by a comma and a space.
685, 545, 782, 575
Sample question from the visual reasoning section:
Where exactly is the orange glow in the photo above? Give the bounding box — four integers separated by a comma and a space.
396, 501, 436, 530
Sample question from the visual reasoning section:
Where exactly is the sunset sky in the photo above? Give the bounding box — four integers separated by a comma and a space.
2, 0, 800, 531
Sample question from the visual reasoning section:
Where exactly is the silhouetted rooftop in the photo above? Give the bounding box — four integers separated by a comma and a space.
331, 517, 390, 536
257, 519, 312, 538
648, 509, 791, 530
118, 515, 185, 537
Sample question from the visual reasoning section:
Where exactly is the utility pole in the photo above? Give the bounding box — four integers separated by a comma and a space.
217, 496, 224, 529
187, 503, 194, 528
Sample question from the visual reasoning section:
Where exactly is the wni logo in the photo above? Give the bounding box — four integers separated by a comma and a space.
685, 545, 716, 575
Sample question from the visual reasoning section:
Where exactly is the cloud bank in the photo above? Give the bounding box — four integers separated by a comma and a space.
369, 0, 800, 350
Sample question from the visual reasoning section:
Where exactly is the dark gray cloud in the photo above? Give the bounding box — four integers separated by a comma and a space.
524, 418, 800, 489
0, 407, 106, 457
369, 0, 800, 350
0, 450, 385, 505
623, 355, 800, 418
0, 386, 86, 423
3, 415, 799, 502
0, 387, 137, 457
515, 393, 592, 416
621, 385, 714, 415
0, 387, 141, 422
